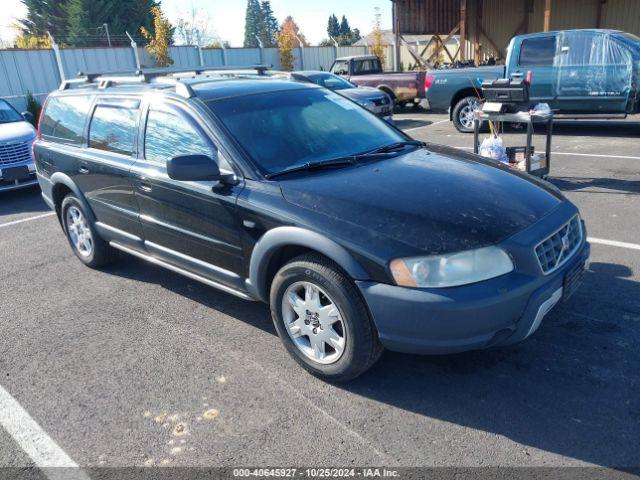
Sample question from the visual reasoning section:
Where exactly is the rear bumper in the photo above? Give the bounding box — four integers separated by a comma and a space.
357, 239, 590, 355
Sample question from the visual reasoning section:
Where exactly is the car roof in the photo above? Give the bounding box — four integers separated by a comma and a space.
53, 76, 319, 102
334, 55, 379, 61
294, 71, 334, 77
190, 78, 318, 101
516, 28, 622, 39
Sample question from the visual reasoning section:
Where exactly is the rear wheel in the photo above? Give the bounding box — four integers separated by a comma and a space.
61, 194, 118, 268
270, 253, 383, 382
452, 96, 482, 133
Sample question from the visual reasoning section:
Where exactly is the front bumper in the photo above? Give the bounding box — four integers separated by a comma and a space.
357, 206, 591, 355
0, 160, 38, 192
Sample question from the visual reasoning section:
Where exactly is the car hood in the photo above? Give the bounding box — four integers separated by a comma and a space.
0, 121, 36, 143
280, 145, 564, 255
340, 87, 387, 102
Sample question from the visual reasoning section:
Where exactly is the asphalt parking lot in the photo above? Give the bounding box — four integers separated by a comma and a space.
1, 112, 639, 474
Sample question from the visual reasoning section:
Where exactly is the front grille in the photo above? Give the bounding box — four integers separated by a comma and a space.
535, 215, 583, 274
0, 141, 32, 166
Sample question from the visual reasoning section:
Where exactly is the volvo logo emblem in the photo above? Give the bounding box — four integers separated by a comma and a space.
561, 234, 571, 252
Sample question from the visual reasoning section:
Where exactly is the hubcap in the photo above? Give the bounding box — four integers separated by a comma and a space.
459, 99, 480, 129
65, 206, 93, 258
281, 281, 346, 365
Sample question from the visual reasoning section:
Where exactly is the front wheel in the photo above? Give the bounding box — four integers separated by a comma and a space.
270, 253, 383, 382
452, 96, 482, 133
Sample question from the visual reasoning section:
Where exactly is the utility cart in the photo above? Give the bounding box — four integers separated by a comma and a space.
473, 110, 553, 178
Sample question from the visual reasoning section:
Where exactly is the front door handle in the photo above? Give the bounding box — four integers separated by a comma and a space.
136, 181, 152, 193
78, 164, 90, 174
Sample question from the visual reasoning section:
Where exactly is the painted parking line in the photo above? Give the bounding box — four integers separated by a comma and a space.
405, 119, 449, 132
588, 237, 640, 251
0, 384, 89, 480
0, 212, 55, 229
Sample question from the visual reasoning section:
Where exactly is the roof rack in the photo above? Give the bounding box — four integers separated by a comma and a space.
59, 65, 274, 98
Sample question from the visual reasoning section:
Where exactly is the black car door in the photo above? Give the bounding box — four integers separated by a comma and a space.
75, 96, 144, 243
130, 99, 245, 291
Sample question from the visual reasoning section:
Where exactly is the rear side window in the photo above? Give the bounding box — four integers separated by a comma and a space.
144, 109, 212, 163
519, 36, 557, 66
40, 96, 92, 145
353, 59, 380, 74
89, 106, 138, 156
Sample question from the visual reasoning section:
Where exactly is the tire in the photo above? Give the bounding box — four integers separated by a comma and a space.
270, 253, 383, 382
452, 96, 483, 133
61, 194, 118, 268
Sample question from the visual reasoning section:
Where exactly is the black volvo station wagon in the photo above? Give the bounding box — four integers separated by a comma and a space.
34, 67, 590, 381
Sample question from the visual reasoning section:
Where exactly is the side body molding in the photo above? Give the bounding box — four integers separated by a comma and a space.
246, 226, 370, 302
49, 172, 96, 222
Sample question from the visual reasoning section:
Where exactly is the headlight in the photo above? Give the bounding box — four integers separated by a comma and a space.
389, 246, 514, 288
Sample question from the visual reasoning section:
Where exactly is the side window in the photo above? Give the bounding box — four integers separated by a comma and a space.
353, 59, 380, 74
519, 36, 557, 66
332, 61, 349, 75
40, 96, 92, 145
144, 109, 212, 163
89, 106, 138, 156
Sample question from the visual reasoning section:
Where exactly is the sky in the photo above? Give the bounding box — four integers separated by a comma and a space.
0, 0, 393, 46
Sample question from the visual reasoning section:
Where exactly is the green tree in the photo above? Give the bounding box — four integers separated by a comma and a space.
327, 14, 339, 40
244, 0, 262, 47
18, 0, 163, 47
19, 0, 68, 38
339, 15, 351, 38
258, 0, 279, 47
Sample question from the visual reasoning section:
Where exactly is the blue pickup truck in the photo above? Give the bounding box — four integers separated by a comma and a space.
424, 29, 640, 132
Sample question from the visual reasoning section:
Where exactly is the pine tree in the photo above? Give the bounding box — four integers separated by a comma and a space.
327, 14, 339, 41
339, 15, 351, 38
19, 0, 69, 39
65, 0, 96, 47
259, 1, 279, 47
244, 0, 262, 47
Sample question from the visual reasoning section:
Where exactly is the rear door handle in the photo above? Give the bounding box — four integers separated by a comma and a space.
136, 181, 152, 193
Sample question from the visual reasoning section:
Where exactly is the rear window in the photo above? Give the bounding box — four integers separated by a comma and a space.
519, 36, 557, 66
41, 96, 92, 145
89, 106, 138, 156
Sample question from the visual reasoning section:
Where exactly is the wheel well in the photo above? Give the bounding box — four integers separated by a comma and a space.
263, 245, 315, 296
450, 88, 483, 118
378, 86, 395, 100
51, 183, 72, 220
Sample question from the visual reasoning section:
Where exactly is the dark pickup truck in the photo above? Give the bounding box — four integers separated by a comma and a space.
424, 29, 640, 132
330, 55, 428, 108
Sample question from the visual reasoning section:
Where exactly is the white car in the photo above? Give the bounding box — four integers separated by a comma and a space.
0, 99, 38, 192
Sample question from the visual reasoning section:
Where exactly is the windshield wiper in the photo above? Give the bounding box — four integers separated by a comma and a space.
265, 157, 355, 179
356, 140, 426, 158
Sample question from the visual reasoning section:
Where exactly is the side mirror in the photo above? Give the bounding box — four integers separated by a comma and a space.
22, 111, 33, 122
167, 154, 220, 182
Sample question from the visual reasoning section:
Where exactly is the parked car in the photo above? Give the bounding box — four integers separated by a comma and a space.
0, 99, 38, 192
330, 55, 428, 109
290, 71, 393, 122
34, 70, 590, 381
424, 29, 640, 132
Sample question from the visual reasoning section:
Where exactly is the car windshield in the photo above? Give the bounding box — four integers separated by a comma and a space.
0, 100, 24, 124
306, 73, 354, 91
206, 88, 405, 176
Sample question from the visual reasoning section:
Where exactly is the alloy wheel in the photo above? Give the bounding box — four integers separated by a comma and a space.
66, 206, 93, 258
281, 281, 346, 365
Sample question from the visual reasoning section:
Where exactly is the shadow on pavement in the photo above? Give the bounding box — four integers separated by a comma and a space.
102, 252, 639, 466
551, 176, 640, 195
0, 185, 48, 217
393, 118, 433, 130
342, 262, 640, 467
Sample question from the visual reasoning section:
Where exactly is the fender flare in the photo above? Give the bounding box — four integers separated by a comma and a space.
377, 85, 395, 99
49, 172, 96, 223
246, 226, 369, 302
